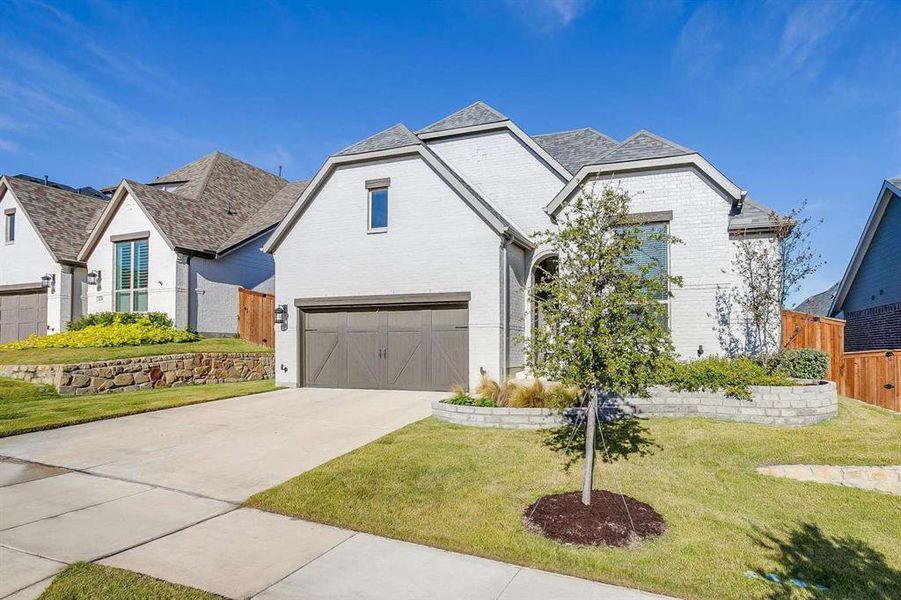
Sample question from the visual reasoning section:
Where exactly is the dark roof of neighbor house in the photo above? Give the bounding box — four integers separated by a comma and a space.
795, 283, 840, 317
12, 174, 107, 200
137, 151, 287, 254
220, 179, 311, 251
417, 101, 508, 134
335, 124, 421, 156
532, 128, 620, 174
3, 175, 108, 263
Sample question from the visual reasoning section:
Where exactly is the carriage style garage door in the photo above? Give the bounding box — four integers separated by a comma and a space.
0, 289, 47, 344
302, 303, 468, 392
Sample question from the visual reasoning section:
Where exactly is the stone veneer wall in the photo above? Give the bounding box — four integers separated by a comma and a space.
0, 353, 274, 396
433, 381, 837, 429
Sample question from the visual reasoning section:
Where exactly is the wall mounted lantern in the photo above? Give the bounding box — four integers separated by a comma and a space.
697, 344, 704, 358
274, 304, 288, 325
40, 273, 55, 289
86, 270, 101, 286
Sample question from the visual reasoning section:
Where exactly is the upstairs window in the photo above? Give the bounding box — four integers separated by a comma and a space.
114, 239, 149, 312
366, 178, 390, 232
4, 209, 14, 243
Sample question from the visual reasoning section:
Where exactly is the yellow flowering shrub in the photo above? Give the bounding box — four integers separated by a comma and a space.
1, 315, 199, 349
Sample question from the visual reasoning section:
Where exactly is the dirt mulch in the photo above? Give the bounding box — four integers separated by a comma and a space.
524, 490, 665, 547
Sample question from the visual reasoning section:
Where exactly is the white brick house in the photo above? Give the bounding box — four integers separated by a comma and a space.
263, 101, 779, 391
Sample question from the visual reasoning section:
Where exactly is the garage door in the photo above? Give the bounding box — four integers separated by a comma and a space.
303, 306, 468, 391
0, 290, 48, 344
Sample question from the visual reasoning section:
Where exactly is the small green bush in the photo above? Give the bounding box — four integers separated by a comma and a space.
1, 314, 198, 350
445, 391, 496, 407
68, 311, 172, 331
657, 356, 791, 400
775, 348, 830, 380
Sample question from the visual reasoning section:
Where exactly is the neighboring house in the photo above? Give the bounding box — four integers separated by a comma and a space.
795, 283, 839, 317
263, 101, 778, 391
0, 175, 107, 342
830, 177, 901, 351
77, 151, 309, 336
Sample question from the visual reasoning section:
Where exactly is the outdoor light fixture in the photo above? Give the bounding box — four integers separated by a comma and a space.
697, 344, 704, 357
86, 270, 101, 286
40, 273, 55, 289
274, 304, 288, 325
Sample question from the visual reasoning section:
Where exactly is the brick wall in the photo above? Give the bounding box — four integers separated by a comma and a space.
844, 302, 901, 351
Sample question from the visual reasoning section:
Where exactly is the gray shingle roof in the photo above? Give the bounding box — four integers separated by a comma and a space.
532, 128, 620, 174
4, 176, 107, 263
596, 130, 695, 164
417, 101, 508, 134
728, 197, 779, 231
335, 124, 421, 156
136, 151, 286, 254
220, 180, 311, 251
795, 283, 839, 317
889, 176, 901, 187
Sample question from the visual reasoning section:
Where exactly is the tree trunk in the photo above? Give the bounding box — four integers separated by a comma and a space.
582, 387, 598, 506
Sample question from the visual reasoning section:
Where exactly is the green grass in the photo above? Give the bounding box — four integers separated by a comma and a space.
0, 337, 271, 365
247, 398, 901, 600
0, 377, 275, 437
39, 563, 221, 599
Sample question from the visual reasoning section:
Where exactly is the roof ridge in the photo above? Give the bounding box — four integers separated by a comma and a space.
631, 129, 695, 154
533, 127, 620, 146
416, 101, 509, 134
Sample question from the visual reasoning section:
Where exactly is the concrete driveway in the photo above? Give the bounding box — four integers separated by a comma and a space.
0, 387, 437, 502
0, 387, 438, 598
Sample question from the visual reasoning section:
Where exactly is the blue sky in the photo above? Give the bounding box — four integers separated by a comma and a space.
1, 0, 899, 303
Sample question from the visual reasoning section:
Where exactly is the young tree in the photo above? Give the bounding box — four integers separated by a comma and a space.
714, 202, 823, 363
526, 184, 681, 505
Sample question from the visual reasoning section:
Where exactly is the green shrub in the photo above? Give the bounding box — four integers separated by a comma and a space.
775, 348, 830, 380
67, 311, 172, 331
1, 314, 199, 350
657, 356, 791, 400
445, 391, 496, 407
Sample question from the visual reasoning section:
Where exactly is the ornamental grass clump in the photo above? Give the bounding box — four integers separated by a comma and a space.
0, 314, 199, 350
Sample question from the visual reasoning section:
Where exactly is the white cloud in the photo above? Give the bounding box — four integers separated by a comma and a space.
673, 2, 725, 79
0, 137, 19, 154
504, 0, 593, 32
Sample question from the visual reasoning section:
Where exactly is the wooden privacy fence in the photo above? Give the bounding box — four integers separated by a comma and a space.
781, 309, 900, 411
841, 350, 900, 412
781, 310, 845, 381
238, 288, 275, 348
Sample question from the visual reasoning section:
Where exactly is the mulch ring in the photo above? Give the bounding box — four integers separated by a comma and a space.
524, 490, 665, 548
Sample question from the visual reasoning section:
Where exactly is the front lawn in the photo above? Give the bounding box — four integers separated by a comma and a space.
0, 337, 271, 365
247, 398, 901, 600
0, 378, 275, 437
39, 563, 221, 600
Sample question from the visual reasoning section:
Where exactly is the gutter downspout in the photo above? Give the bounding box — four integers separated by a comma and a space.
500, 232, 514, 379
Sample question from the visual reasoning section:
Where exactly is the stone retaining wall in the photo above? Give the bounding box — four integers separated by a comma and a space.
432, 381, 837, 429
431, 401, 564, 429
0, 353, 274, 396
607, 381, 837, 426
756, 465, 901, 495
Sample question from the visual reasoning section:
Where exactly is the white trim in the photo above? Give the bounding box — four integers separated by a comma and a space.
263, 145, 535, 254
77, 181, 176, 262
829, 179, 900, 316
367, 186, 389, 233
418, 120, 572, 182
544, 154, 746, 216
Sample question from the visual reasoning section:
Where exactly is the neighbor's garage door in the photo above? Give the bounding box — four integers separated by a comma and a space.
303, 306, 468, 391
0, 290, 47, 344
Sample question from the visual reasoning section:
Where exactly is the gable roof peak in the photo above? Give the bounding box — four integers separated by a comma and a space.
334, 123, 421, 156
416, 101, 509, 134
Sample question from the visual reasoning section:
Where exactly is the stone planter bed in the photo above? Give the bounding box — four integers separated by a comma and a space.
433, 380, 837, 429
0, 352, 274, 396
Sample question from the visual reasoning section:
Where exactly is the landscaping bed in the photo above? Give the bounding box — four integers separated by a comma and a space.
247, 396, 901, 600
0, 377, 275, 437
